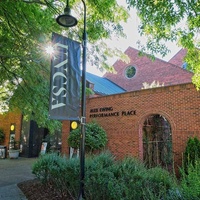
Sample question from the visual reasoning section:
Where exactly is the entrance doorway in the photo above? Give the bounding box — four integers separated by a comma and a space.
142, 114, 173, 171
20, 120, 48, 157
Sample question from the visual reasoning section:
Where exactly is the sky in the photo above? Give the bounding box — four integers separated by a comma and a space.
87, 1, 181, 76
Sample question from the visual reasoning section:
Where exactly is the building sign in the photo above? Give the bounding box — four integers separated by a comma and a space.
49, 33, 81, 120
89, 107, 136, 118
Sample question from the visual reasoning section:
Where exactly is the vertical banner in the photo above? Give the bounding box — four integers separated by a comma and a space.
49, 33, 81, 120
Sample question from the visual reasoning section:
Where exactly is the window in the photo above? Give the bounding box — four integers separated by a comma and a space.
143, 114, 173, 171
125, 65, 136, 79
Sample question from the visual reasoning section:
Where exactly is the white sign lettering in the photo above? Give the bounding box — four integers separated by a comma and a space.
51, 43, 68, 110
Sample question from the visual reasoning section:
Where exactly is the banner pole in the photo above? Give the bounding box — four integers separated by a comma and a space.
78, 1, 87, 199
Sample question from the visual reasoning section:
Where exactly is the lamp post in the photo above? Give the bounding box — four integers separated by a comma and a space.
56, 0, 87, 199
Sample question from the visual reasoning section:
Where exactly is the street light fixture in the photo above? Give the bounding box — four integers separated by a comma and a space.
56, 0, 77, 27
56, 0, 87, 199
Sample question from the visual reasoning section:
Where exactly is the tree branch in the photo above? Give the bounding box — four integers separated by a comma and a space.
22, 0, 46, 6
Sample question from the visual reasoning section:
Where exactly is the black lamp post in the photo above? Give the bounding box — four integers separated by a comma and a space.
56, 0, 87, 199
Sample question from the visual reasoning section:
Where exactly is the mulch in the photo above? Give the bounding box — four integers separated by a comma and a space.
17, 179, 75, 200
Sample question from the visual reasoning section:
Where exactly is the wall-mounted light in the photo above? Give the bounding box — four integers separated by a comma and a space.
10, 124, 15, 131
70, 121, 79, 130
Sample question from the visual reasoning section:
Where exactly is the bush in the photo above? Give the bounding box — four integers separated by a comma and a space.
68, 121, 108, 153
142, 167, 179, 200
180, 159, 200, 199
32, 153, 80, 198
177, 137, 200, 200
84, 152, 116, 200
183, 137, 200, 171
32, 152, 180, 200
110, 157, 146, 200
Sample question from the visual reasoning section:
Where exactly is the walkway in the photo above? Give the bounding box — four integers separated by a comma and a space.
0, 157, 37, 200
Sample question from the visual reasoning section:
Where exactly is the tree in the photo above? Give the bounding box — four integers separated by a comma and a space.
68, 121, 107, 153
126, 0, 200, 89
0, 0, 129, 132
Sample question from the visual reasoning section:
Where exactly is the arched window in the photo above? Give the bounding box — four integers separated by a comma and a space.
143, 114, 173, 171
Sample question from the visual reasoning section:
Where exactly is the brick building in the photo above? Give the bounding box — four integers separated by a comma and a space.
62, 47, 200, 171
0, 110, 49, 158
104, 47, 191, 91
1, 47, 199, 171
0, 110, 22, 148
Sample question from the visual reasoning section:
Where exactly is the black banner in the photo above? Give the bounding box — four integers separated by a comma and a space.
49, 33, 81, 120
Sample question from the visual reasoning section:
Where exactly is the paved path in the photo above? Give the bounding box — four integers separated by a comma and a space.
0, 157, 37, 200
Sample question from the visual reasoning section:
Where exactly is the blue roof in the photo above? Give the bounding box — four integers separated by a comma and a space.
86, 72, 126, 95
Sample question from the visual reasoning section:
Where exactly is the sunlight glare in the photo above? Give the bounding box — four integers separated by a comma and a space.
45, 45, 54, 55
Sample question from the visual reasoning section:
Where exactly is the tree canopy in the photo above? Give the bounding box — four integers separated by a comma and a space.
126, 0, 200, 89
0, 0, 128, 132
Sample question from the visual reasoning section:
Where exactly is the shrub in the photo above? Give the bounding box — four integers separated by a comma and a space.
85, 155, 178, 200
32, 153, 80, 198
84, 152, 116, 200
180, 159, 200, 199
32, 152, 179, 200
68, 120, 108, 153
110, 157, 146, 200
183, 137, 200, 171
142, 167, 179, 200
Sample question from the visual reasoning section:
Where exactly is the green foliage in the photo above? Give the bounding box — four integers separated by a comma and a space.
109, 158, 179, 200
179, 137, 200, 199
183, 137, 200, 171
126, 0, 200, 89
32, 153, 80, 198
0, 0, 128, 131
68, 121, 108, 152
32, 152, 181, 200
0, 0, 61, 132
142, 167, 178, 200
185, 49, 200, 90
110, 157, 147, 199
84, 152, 116, 200
180, 160, 200, 199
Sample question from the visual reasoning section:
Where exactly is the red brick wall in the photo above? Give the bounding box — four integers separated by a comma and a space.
169, 49, 187, 67
61, 120, 70, 156
104, 47, 192, 91
0, 111, 22, 148
62, 83, 200, 169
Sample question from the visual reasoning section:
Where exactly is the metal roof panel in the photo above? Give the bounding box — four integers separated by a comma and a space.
86, 72, 126, 95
